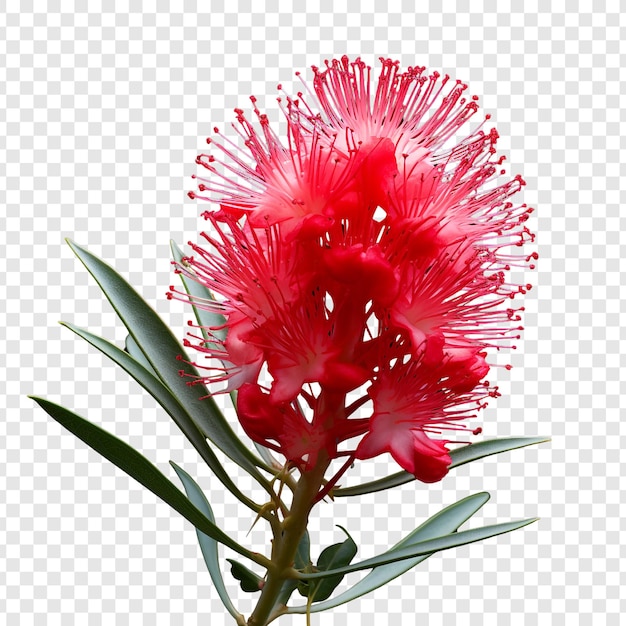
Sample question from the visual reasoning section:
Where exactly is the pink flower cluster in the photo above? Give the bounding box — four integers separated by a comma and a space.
170, 57, 535, 483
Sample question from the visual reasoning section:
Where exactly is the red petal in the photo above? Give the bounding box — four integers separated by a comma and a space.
320, 361, 370, 392
408, 432, 451, 483
323, 244, 399, 305
236, 383, 284, 444
353, 137, 398, 207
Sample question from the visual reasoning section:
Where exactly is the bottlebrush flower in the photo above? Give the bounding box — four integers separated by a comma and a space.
170, 56, 535, 482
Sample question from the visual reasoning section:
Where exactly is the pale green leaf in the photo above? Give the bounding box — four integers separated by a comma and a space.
288, 492, 490, 613
335, 437, 550, 497
295, 517, 538, 581
170, 240, 227, 347
171, 462, 244, 621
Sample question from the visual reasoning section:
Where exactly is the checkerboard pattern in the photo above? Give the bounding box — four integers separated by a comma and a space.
2, 2, 624, 624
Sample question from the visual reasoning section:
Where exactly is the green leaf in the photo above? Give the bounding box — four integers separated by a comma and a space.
448, 436, 550, 469
278, 532, 312, 607
124, 333, 158, 377
288, 492, 490, 613
172, 243, 281, 482
309, 526, 358, 602
226, 559, 265, 593
66, 239, 270, 484
295, 530, 311, 570
32, 396, 262, 564
253, 442, 281, 471
61, 322, 260, 513
170, 240, 227, 347
296, 530, 313, 597
276, 579, 300, 610
295, 517, 538, 581
170, 463, 244, 622
334, 437, 550, 497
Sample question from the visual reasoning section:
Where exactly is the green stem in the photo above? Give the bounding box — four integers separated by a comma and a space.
247, 455, 330, 626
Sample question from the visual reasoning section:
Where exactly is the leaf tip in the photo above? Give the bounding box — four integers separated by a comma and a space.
169, 461, 186, 480
170, 240, 184, 259
169, 460, 180, 470
28, 395, 47, 407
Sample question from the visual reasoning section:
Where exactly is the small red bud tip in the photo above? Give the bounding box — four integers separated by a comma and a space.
505, 364, 513, 371
473, 427, 483, 435
178, 369, 185, 377
175, 354, 183, 361
188, 191, 196, 200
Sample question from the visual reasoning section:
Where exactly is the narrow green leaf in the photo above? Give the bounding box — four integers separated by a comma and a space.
275, 579, 300, 610
61, 322, 260, 513
288, 492, 490, 613
170, 463, 244, 622
295, 517, 538, 581
295, 530, 311, 570
172, 244, 282, 481
32, 396, 261, 564
170, 240, 227, 346
449, 436, 550, 469
296, 530, 313, 597
66, 239, 270, 484
172, 245, 282, 484
253, 442, 282, 471
124, 333, 158, 377
280, 531, 312, 605
309, 526, 358, 602
226, 559, 265, 593
335, 437, 550, 497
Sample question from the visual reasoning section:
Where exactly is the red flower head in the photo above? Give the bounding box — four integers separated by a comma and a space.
170, 56, 535, 482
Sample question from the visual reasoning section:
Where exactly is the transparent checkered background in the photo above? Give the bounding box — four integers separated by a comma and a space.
2, 1, 623, 624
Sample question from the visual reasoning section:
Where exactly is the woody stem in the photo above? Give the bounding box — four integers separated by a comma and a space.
246, 453, 330, 626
